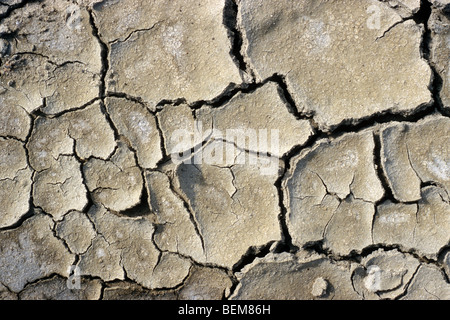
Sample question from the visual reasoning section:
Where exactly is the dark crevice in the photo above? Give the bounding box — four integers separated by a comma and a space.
87, 8, 108, 99
323, 102, 437, 137
414, 0, 432, 26
186, 73, 308, 114
271, 74, 315, 122
188, 82, 246, 110
305, 241, 445, 268
98, 99, 120, 142
87, 8, 123, 156
154, 112, 169, 161
232, 241, 275, 273
119, 185, 152, 218
106, 91, 147, 109
223, 0, 255, 82
33, 96, 102, 119
274, 172, 295, 252
71, 140, 95, 214
302, 240, 334, 258
373, 132, 397, 205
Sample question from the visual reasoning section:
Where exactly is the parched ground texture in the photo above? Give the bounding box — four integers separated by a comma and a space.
0, 0, 449, 300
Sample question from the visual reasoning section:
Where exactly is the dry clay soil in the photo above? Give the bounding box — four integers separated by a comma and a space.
0, 0, 449, 300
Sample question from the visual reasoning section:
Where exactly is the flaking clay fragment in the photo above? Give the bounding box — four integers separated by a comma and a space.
1, 0, 102, 72
0, 103, 30, 141
400, 264, 450, 300
178, 265, 233, 300
18, 276, 102, 300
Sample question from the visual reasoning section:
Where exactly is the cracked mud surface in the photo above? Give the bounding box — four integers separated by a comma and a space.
0, 0, 449, 300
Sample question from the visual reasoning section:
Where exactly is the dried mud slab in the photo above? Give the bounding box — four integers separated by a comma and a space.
78, 205, 189, 289
351, 249, 420, 300
106, 97, 162, 169
145, 171, 206, 263
178, 266, 233, 300
0, 138, 32, 228
18, 276, 102, 300
83, 141, 143, 212
97, 0, 241, 106
400, 264, 450, 300
0, 56, 100, 115
231, 253, 360, 300
32, 155, 88, 221
195, 82, 313, 157
170, 140, 282, 268
0, 0, 448, 301
55, 210, 96, 255
0, 1, 102, 114
160, 82, 313, 158
380, 116, 450, 203
283, 130, 384, 255
157, 103, 201, 156
27, 101, 116, 171
0, 214, 74, 293
0, 102, 30, 141
374, 186, 450, 259
239, 0, 432, 130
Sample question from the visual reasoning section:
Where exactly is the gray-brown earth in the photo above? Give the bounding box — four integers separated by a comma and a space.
0, 0, 448, 300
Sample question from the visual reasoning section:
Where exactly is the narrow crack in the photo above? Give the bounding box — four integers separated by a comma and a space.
372, 131, 398, 208
87, 8, 108, 99
223, 0, 255, 82
35, 96, 102, 119
105, 91, 147, 108
109, 21, 163, 45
